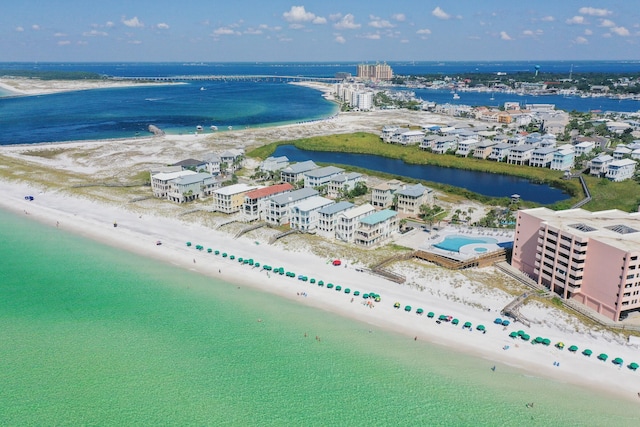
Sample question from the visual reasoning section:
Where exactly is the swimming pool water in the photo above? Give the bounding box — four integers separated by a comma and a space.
434, 235, 498, 252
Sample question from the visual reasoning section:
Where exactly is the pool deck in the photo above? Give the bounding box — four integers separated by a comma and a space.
417, 226, 514, 262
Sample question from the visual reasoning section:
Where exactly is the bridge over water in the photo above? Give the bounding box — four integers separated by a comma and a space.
111, 75, 342, 83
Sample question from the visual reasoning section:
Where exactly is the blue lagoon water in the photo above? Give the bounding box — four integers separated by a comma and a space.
273, 145, 569, 204
1, 208, 639, 425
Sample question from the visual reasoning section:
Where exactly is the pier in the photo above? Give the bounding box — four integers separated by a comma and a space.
110, 75, 342, 84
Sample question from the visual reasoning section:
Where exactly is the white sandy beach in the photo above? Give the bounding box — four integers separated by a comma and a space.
1, 78, 639, 403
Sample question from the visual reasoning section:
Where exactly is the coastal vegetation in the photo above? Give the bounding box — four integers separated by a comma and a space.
247, 132, 640, 212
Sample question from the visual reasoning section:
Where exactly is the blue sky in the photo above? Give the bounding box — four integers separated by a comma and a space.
2, 1, 639, 62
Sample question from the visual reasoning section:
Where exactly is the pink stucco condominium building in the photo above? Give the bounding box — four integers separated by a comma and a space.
512, 207, 640, 322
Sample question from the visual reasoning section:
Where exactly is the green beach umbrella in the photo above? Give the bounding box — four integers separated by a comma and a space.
404, 305, 412, 312
310, 278, 315, 284
629, 362, 639, 370
509, 331, 518, 338
186, 241, 191, 246
353, 291, 359, 296
517, 330, 525, 337
452, 318, 459, 325
568, 345, 578, 352
464, 321, 472, 328
597, 353, 608, 361
362, 293, 369, 298
344, 288, 350, 294
534, 336, 544, 344
583, 349, 592, 356
335, 285, 342, 291
542, 338, 551, 346
521, 334, 530, 341
476, 325, 485, 331
207, 248, 212, 253
613, 357, 623, 365
428, 312, 435, 318
318, 280, 324, 286
327, 283, 334, 289
416, 308, 424, 314
393, 302, 401, 308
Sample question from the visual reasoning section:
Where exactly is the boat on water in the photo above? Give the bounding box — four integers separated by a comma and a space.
453, 93, 460, 100
196, 125, 203, 131
210, 125, 218, 131
200, 87, 206, 91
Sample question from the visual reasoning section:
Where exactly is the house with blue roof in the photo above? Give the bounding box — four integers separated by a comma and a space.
317, 201, 355, 236
355, 209, 398, 247
327, 172, 364, 198
290, 196, 335, 232
266, 187, 319, 226
280, 161, 318, 184
303, 166, 345, 189
168, 172, 219, 203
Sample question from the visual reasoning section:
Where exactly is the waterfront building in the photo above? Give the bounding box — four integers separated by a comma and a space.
243, 183, 294, 221
399, 130, 425, 145
356, 62, 393, 81
371, 180, 406, 208
530, 146, 557, 168
512, 207, 640, 321
303, 166, 345, 189
335, 203, 376, 242
472, 140, 497, 160
280, 161, 318, 184
212, 183, 258, 214
574, 141, 595, 157
507, 145, 535, 166
588, 154, 613, 177
327, 172, 364, 198
613, 145, 632, 160
432, 136, 458, 154
354, 209, 399, 247
260, 156, 289, 172
151, 170, 197, 198
167, 172, 218, 203
265, 187, 318, 226
395, 184, 434, 215
456, 138, 479, 157
550, 145, 575, 171
289, 196, 335, 232
317, 201, 355, 237
605, 159, 637, 182
488, 142, 513, 162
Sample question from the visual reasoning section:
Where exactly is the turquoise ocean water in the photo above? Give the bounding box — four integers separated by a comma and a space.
1, 208, 639, 426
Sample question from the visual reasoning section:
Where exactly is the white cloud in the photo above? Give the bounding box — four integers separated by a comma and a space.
156, 23, 169, 30
283, 6, 317, 22
77, 41, 88, 45
244, 27, 263, 35
500, 31, 512, 40
541, 16, 555, 22
57, 40, 71, 46
334, 35, 346, 44
122, 16, 144, 28
289, 23, 304, 30
105, 21, 115, 28
574, 36, 588, 44
127, 40, 142, 45
432, 7, 451, 20
360, 33, 381, 40
522, 30, 534, 36
213, 27, 240, 36
334, 14, 360, 30
15, 26, 24, 32
578, 7, 611, 17
83, 29, 108, 37
54, 32, 66, 37
312, 17, 327, 24
611, 26, 630, 36
584, 29, 593, 35
393, 13, 406, 22
599, 19, 615, 28
32, 24, 40, 30
329, 13, 342, 21
566, 16, 585, 25
400, 39, 409, 43
416, 28, 432, 35
369, 15, 394, 28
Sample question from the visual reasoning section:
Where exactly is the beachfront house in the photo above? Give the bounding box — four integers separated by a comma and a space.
507, 145, 535, 166
243, 183, 294, 221
354, 209, 399, 247
171, 158, 209, 172
455, 138, 479, 157
289, 196, 335, 232
530, 147, 557, 168
265, 187, 319, 226
399, 130, 425, 145
167, 172, 218, 203
395, 184, 434, 215
260, 156, 290, 172
280, 161, 318, 184
317, 201, 355, 237
588, 154, 614, 177
488, 142, 512, 162
432, 136, 458, 154
371, 179, 406, 209
335, 203, 376, 242
327, 172, 364, 198
151, 170, 198, 199
605, 159, 637, 182
550, 145, 575, 171
472, 140, 497, 160
212, 183, 257, 214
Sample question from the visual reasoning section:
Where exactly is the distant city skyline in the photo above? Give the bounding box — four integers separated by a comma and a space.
2, 1, 640, 62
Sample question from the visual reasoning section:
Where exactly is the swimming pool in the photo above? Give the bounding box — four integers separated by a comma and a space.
433, 235, 498, 252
